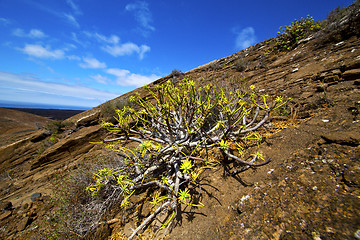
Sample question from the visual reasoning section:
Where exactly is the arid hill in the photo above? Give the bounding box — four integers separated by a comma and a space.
0, 108, 50, 147
0, 2, 360, 240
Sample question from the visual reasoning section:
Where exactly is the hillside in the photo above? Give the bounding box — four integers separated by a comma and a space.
0, 108, 50, 147
0, 2, 360, 239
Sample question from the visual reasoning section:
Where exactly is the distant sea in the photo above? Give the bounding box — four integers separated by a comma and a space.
0, 100, 90, 111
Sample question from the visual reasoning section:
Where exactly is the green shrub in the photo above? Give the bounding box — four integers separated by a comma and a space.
45, 120, 65, 135
232, 59, 249, 72
88, 78, 290, 238
100, 98, 133, 120
44, 155, 124, 239
273, 15, 322, 52
170, 69, 185, 80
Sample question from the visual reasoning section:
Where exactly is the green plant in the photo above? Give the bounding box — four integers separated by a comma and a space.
232, 59, 248, 72
43, 155, 128, 239
100, 98, 133, 120
88, 77, 290, 238
45, 120, 65, 135
271, 15, 321, 53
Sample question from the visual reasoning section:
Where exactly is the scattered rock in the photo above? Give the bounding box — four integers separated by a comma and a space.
30, 193, 42, 201
76, 111, 100, 127
0, 210, 12, 221
0, 201, 12, 211
16, 216, 30, 231
355, 229, 360, 240
342, 68, 360, 81
321, 131, 360, 146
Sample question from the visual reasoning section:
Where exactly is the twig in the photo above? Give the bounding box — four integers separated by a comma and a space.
128, 201, 171, 240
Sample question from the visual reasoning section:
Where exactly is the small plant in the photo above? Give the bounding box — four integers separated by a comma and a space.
100, 98, 133, 120
88, 77, 290, 238
267, 15, 322, 54
170, 69, 185, 79
232, 59, 248, 72
45, 120, 65, 135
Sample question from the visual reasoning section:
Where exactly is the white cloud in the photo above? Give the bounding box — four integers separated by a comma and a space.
106, 68, 160, 87
79, 57, 107, 69
20, 44, 65, 59
84, 31, 150, 59
90, 74, 110, 84
0, 71, 119, 108
67, 55, 81, 61
234, 27, 257, 50
83, 31, 119, 44
103, 42, 150, 59
125, 1, 155, 35
0, 17, 10, 26
66, 0, 81, 15
12, 28, 47, 38
63, 13, 80, 28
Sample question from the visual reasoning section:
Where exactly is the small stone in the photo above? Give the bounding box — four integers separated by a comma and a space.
355, 229, 360, 240
30, 193, 42, 201
0, 211, 12, 220
343, 69, 360, 81
335, 41, 344, 46
0, 201, 12, 211
325, 226, 335, 233
17, 216, 30, 231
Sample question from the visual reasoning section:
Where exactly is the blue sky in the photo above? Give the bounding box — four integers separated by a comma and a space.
0, 0, 354, 109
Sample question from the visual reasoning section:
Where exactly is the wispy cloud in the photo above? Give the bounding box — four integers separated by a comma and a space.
79, 57, 106, 69
106, 68, 160, 87
26, 1, 80, 28
83, 31, 119, 44
63, 13, 80, 28
90, 74, 110, 84
0, 71, 118, 107
103, 42, 150, 59
66, 0, 82, 15
0, 17, 11, 26
84, 31, 150, 59
20, 44, 65, 59
12, 28, 47, 38
125, 1, 155, 36
233, 27, 257, 50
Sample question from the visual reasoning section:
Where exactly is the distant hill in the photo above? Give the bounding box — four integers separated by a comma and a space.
0, 108, 50, 147
7, 108, 85, 120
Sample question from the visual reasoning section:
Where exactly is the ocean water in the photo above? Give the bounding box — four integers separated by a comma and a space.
0, 100, 90, 110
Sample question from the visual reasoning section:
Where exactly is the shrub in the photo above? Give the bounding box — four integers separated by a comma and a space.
273, 15, 322, 52
45, 120, 65, 135
89, 77, 290, 238
100, 98, 133, 120
45, 155, 125, 239
170, 69, 184, 79
232, 59, 249, 72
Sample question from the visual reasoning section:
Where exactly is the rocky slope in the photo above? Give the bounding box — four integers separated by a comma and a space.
0, 2, 360, 239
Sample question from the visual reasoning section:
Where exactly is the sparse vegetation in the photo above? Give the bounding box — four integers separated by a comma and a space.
232, 59, 249, 72
45, 120, 65, 135
85, 77, 290, 238
44, 155, 124, 239
100, 98, 133, 120
276, 15, 321, 51
170, 69, 185, 80
265, 15, 322, 55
